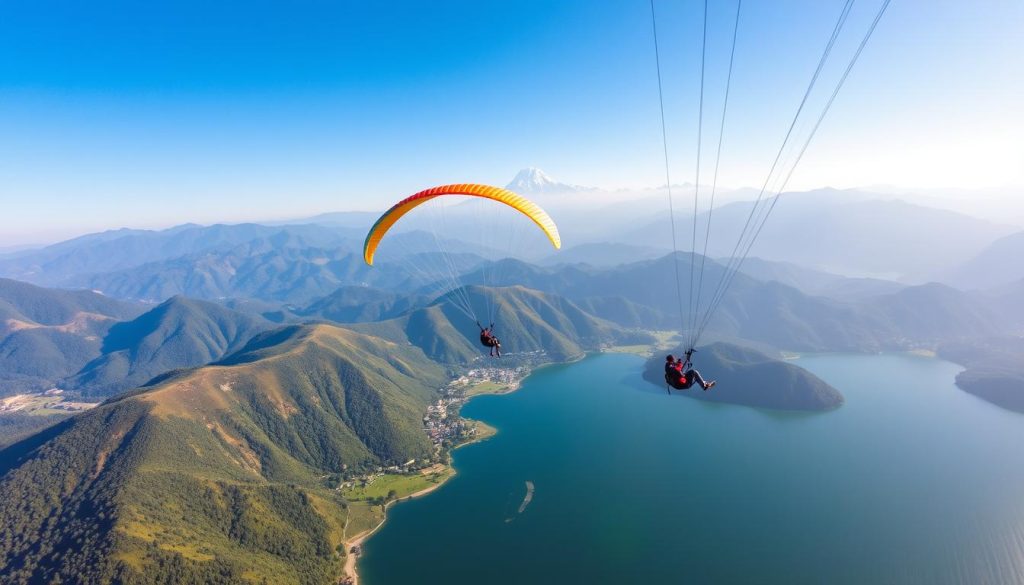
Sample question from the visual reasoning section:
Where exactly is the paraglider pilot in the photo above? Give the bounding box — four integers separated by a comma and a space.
478, 322, 501, 357
665, 350, 715, 391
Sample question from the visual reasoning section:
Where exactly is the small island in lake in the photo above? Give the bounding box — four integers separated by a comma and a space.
644, 342, 844, 412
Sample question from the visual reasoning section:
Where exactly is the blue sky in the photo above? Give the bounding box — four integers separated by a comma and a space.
1, 0, 1021, 245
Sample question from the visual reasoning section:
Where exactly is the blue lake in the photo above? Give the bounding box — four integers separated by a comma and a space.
360, 352, 1024, 584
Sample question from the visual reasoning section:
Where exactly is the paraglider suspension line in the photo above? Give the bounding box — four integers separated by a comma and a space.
649, 0, 688, 338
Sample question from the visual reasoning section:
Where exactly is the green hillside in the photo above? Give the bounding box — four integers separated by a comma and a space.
298, 285, 428, 323
351, 285, 648, 364
0, 323, 444, 584
0, 279, 142, 395
66, 296, 270, 398
73, 247, 413, 305
0, 278, 141, 325
0, 285, 273, 400
460, 255, 1006, 352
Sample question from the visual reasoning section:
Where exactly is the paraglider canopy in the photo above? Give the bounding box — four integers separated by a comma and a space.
363, 183, 561, 266
361, 182, 563, 349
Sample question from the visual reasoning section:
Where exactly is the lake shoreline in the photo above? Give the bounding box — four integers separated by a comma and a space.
340, 376, 518, 585
343, 344, 663, 584
340, 474, 459, 585
358, 351, 1020, 584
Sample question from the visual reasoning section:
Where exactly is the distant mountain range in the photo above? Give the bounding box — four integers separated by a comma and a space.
609, 190, 1015, 282
732, 257, 904, 301
3, 179, 1013, 294
990, 279, 1024, 330
458, 254, 1006, 352
71, 247, 407, 305
940, 230, 1024, 290
0, 223, 358, 286
540, 242, 670, 268
0, 224, 485, 304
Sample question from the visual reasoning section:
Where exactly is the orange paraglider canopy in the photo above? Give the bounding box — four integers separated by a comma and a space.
363, 183, 561, 265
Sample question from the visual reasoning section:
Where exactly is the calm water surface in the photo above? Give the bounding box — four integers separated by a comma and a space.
360, 353, 1024, 584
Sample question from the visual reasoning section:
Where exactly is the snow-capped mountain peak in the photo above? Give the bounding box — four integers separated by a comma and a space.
506, 168, 585, 194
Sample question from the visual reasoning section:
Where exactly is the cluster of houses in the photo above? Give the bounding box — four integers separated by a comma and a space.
423, 393, 467, 446
423, 366, 528, 447
333, 367, 529, 493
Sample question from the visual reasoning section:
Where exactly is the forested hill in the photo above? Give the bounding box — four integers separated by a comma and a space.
939, 337, 1024, 413
350, 285, 652, 364
643, 343, 844, 412
459, 255, 1006, 352
0, 290, 271, 400
66, 295, 271, 398
0, 323, 444, 584
0, 277, 141, 323
0, 279, 143, 394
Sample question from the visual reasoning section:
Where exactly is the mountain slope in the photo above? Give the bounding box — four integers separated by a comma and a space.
0, 223, 358, 286
505, 167, 586, 194
540, 242, 669, 268
61, 236, 488, 305
351, 285, 644, 364
0, 278, 140, 325
1, 222, 503, 305
459, 256, 875, 350
460, 255, 1006, 352
939, 336, 1024, 413
0, 279, 142, 395
65, 296, 271, 398
867, 283, 1001, 343
0, 323, 444, 584
943, 230, 1024, 289
989, 278, 1024, 331
73, 248, 412, 305
299, 286, 429, 323
734, 257, 904, 300
611, 190, 1012, 281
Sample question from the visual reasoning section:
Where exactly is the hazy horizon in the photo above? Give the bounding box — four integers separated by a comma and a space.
3, 175, 1021, 249
3, 0, 1022, 246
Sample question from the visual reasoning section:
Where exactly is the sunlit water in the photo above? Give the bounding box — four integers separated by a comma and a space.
360, 353, 1024, 584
